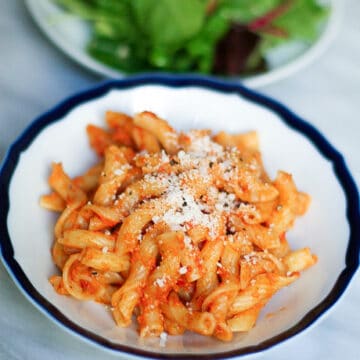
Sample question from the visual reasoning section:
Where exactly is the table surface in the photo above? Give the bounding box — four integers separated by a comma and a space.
0, 1, 359, 359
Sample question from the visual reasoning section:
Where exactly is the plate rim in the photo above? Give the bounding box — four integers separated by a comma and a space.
0, 75, 359, 359
24, 0, 343, 88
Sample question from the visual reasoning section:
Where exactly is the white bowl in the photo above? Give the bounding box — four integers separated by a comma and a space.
0, 76, 359, 359
25, 0, 343, 88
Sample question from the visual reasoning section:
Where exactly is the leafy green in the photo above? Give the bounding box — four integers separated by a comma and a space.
55, 0, 97, 19
184, 11, 230, 73
54, 0, 330, 76
218, 0, 283, 23
54, 0, 128, 20
131, 0, 206, 47
87, 36, 148, 72
260, 0, 329, 52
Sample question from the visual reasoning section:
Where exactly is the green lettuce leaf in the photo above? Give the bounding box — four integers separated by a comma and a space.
260, 0, 330, 52
218, 0, 283, 23
131, 0, 206, 47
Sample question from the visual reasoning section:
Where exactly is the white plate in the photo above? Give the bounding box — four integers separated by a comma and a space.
25, 0, 343, 88
0, 77, 359, 359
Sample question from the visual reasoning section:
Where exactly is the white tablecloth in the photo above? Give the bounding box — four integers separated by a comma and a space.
0, 1, 359, 359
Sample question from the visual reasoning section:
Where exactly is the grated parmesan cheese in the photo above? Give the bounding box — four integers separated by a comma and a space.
183, 236, 193, 250
141, 133, 242, 239
188, 134, 223, 156
102, 246, 109, 254
113, 164, 131, 177
155, 276, 166, 288
152, 215, 161, 223
113, 169, 123, 176
160, 150, 170, 163
243, 253, 258, 265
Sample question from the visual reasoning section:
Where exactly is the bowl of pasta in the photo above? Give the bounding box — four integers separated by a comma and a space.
0, 76, 359, 359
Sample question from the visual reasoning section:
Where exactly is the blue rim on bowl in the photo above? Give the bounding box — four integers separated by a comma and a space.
0, 75, 359, 359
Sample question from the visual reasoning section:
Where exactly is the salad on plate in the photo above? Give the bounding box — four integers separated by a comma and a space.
53, 0, 329, 76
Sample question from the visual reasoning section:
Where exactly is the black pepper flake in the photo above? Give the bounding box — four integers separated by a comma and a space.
209, 161, 214, 168
224, 203, 229, 207
91, 271, 98, 276
170, 159, 178, 166
182, 201, 187, 207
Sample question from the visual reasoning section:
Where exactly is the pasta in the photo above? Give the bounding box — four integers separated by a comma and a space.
41, 110, 317, 342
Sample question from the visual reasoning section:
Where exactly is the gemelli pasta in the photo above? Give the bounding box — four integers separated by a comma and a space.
41, 110, 317, 342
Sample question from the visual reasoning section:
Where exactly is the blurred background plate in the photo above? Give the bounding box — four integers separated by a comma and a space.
25, 0, 342, 87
